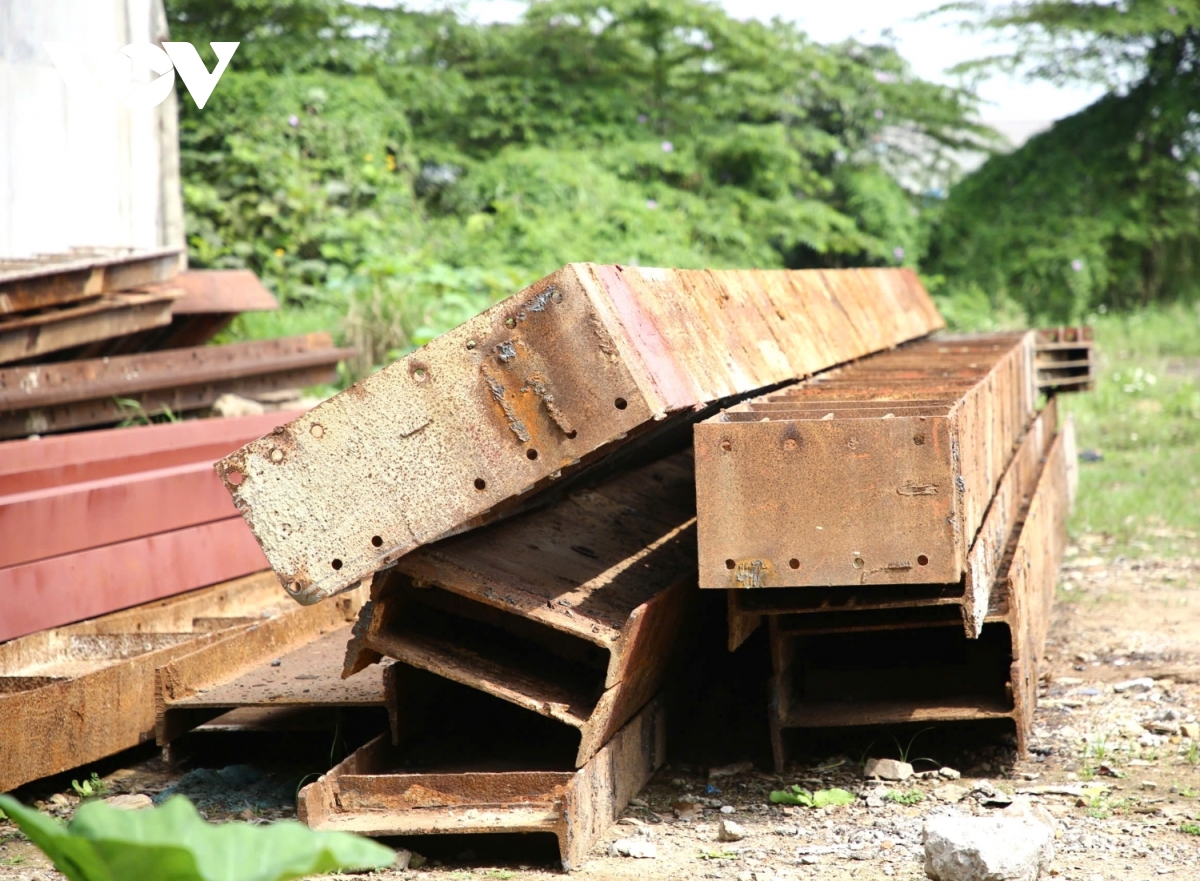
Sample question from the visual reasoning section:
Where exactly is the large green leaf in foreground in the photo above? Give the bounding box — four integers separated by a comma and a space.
0, 794, 394, 881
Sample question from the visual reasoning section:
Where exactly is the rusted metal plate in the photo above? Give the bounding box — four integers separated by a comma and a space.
0, 459, 239, 567
0, 411, 302, 495
156, 591, 373, 747
765, 423, 1073, 768
217, 265, 943, 605
0, 247, 183, 315
0, 518, 270, 642
346, 451, 698, 767
0, 571, 290, 792
299, 689, 666, 871
1036, 327, 1094, 393
695, 332, 1037, 589
0, 334, 347, 439
0, 291, 179, 365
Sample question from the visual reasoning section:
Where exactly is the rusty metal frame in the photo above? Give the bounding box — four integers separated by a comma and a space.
0, 518, 269, 642
344, 451, 698, 767
216, 265, 943, 605
156, 591, 373, 749
764, 420, 1074, 769
695, 332, 1037, 590
299, 691, 666, 871
0, 334, 349, 438
0, 247, 183, 315
0, 291, 179, 365
0, 572, 295, 792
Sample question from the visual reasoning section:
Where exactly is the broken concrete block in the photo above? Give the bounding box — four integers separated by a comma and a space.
864, 758, 914, 781
932, 784, 970, 803
923, 813, 1053, 881
1113, 677, 1154, 693
103, 793, 153, 810
718, 819, 747, 842
610, 837, 658, 858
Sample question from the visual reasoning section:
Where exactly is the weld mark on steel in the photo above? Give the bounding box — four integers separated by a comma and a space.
496, 340, 517, 362
482, 368, 530, 442
523, 374, 575, 435
586, 307, 619, 361
898, 482, 938, 496
734, 560, 766, 588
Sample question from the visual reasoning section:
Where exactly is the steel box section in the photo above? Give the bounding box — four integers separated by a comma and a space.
695, 332, 1036, 589
0, 572, 296, 792
0, 247, 183, 315
216, 265, 943, 605
299, 689, 666, 872
765, 421, 1074, 768
345, 452, 698, 767
1036, 327, 1094, 393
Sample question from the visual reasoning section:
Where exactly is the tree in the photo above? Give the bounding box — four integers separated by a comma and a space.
926, 1, 1200, 319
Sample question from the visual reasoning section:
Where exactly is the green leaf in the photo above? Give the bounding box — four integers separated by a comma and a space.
769, 786, 855, 808
0, 795, 394, 881
810, 788, 857, 808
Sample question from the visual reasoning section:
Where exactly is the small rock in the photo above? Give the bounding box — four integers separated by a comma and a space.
1142, 780, 1158, 791
718, 819, 747, 842
629, 797, 648, 807
408, 852, 427, 869
392, 848, 413, 871
800, 854, 820, 865
774, 825, 798, 836
1181, 723, 1200, 740
48, 794, 71, 807
1114, 677, 1155, 693
212, 393, 265, 418
924, 813, 1053, 881
720, 805, 735, 814
933, 784, 970, 803
863, 758, 914, 781
939, 767, 962, 780
709, 761, 754, 779
104, 794, 153, 810
619, 817, 646, 827
866, 795, 885, 808
610, 837, 657, 858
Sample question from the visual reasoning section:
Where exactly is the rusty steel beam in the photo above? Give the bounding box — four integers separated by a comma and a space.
695, 332, 1037, 590
216, 265, 943, 605
765, 421, 1073, 768
723, 399, 1061, 650
0, 518, 270, 643
0, 291, 179, 365
0, 247, 183, 315
345, 451, 698, 767
1036, 327, 1095, 393
0, 572, 291, 792
299, 680, 665, 872
0, 410, 302, 495
156, 598, 374, 748
0, 334, 348, 439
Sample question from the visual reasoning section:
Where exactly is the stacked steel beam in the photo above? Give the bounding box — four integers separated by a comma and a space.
208, 263, 948, 865
694, 332, 1080, 768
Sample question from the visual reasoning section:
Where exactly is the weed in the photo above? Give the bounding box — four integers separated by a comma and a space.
1181, 822, 1200, 835
484, 872, 516, 880
1185, 741, 1199, 765
0, 855, 26, 866
885, 789, 925, 806
71, 773, 110, 799
699, 850, 740, 860
769, 786, 856, 808
893, 728, 940, 767
1084, 733, 1111, 763
1180, 786, 1199, 798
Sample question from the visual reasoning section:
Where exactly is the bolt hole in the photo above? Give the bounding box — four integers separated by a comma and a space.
505, 317, 516, 328
853, 557, 865, 569
413, 367, 427, 382
789, 558, 800, 570
566, 430, 578, 439
784, 438, 798, 450
466, 339, 477, 350
331, 559, 343, 571
474, 478, 487, 491
227, 470, 244, 486
720, 440, 732, 452
371, 535, 383, 548
917, 554, 929, 566
725, 559, 736, 570
614, 397, 628, 410
310, 424, 324, 438
526, 448, 539, 460
551, 290, 563, 303
913, 434, 925, 446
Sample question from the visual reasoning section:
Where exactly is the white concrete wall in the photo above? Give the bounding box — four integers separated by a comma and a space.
0, 0, 184, 259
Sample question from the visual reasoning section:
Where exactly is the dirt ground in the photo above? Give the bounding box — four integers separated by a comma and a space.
3, 533, 1199, 881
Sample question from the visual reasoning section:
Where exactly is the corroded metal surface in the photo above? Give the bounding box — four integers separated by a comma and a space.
345, 451, 698, 767
0, 291, 178, 365
696, 332, 1037, 589
1036, 327, 1094, 393
299, 692, 666, 871
156, 590, 373, 747
765, 422, 1073, 769
0, 572, 292, 792
0, 334, 349, 438
217, 265, 943, 605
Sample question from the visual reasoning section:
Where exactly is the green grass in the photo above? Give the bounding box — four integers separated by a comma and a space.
1181, 822, 1200, 835
1059, 303, 1200, 557
884, 789, 925, 805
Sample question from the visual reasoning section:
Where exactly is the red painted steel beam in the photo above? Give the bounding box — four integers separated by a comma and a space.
0, 459, 241, 567
0, 518, 270, 643
0, 411, 301, 494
